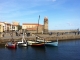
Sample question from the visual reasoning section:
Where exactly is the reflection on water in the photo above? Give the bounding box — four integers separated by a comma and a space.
0, 40, 80, 60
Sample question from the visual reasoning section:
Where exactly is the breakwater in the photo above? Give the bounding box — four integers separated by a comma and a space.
0, 34, 80, 44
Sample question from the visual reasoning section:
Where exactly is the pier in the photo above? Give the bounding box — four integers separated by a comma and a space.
0, 32, 80, 45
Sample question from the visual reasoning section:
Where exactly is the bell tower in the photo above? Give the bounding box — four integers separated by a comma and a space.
44, 17, 48, 34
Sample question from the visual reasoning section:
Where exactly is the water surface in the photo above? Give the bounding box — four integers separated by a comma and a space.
0, 40, 80, 60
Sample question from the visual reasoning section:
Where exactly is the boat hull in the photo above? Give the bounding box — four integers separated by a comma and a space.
27, 41, 39, 45
45, 42, 58, 46
5, 43, 17, 49
18, 43, 27, 47
31, 43, 45, 47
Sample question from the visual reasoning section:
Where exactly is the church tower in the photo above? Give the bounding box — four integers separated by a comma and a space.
44, 17, 48, 34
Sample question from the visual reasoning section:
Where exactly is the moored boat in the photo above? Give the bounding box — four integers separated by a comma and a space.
17, 32, 28, 47
31, 42, 45, 47
5, 42, 17, 49
27, 41, 39, 45
45, 39, 58, 46
5, 31, 17, 49
37, 38, 58, 47
31, 43, 44, 47
18, 42, 27, 47
17, 39, 24, 45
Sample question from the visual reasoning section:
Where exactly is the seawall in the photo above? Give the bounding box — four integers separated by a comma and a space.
0, 34, 80, 43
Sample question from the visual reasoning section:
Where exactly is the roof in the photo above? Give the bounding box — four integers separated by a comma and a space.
23, 23, 42, 26
0, 22, 11, 25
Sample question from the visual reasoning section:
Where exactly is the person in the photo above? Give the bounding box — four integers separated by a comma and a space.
16, 32, 17, 36
3, 33, 4, 37
78, 32, 79, 35
36, 36, 38, 41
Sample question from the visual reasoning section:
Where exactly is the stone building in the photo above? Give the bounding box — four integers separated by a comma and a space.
22, 16, 48, 34
22, 23, 44, 33
0, 22, 4, 33
0, 21, 19, 32
43, 17, 48, 34
12, 21, 19, 31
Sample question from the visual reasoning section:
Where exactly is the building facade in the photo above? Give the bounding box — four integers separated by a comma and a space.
22, 23, 43, 33
0, 21, 19, 32
22, 16, 49, 34
12, 21, 19, 31
0, 23, 3, 33
43, 17, 48, 33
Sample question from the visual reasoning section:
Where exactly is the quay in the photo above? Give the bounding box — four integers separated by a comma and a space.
0, 33, 80, 45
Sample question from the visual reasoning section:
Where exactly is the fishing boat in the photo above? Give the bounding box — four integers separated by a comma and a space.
31, 42, 44, 47
5, 31, 17, 49
17, 37, 24, 45
31, 40, 45, 47
45, 39, 58, 46
17, 33, 27, 47
28, 36, 44, 47
5, 42, 17, 49
18, 42, 27, 47
27, 40, 44, 47
37, 38, 58, 46
27, 41, 39, 45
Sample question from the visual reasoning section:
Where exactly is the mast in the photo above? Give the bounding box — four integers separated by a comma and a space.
37, 15, 40, 34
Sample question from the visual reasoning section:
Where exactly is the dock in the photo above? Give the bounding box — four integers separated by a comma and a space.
0, 33, 80, 45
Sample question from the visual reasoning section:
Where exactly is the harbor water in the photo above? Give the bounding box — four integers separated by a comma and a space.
0, 40, 80, 60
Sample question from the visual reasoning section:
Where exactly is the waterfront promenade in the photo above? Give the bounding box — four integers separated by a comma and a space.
0, 32, 80, 44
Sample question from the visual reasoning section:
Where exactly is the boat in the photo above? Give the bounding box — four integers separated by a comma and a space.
31, 42, 45, 47
37, 38, 58, 46
18, 42, 27, 47
17, 37, 24, 45
5, 31, 17, 49
27, 41, 39, 45
17, 33, 28, 47
45, 39, 58, 46
5, 42, 17, 49
27, 40, 44, 47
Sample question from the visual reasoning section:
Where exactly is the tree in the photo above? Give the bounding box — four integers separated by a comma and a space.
18, 25, 22, 31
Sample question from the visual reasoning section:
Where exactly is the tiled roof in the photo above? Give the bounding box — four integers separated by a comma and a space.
23, 23, 42, 26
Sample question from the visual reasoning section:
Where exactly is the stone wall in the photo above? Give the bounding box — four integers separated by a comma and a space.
43, 17, 48, 33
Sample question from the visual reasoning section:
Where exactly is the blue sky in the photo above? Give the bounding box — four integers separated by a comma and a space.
0, 0, 80, 30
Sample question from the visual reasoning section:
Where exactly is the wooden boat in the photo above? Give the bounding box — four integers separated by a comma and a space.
18, 33, 27, 47
45, 39, 58, 46
18, 42, 27, 47
17, 39, 24, 45
37, 39, 58, 46
27, 40, 44, 47
5, 42, 17, 49
5, 31, 17, 49
27, 41, 39, 45
31, 42, 44, 47
27, 38, 45, 47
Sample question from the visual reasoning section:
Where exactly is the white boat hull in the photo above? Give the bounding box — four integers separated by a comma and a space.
17, 33, 27, 47
27, 41, 39, 45
18, 43, 27, 47
45, 42, 58, 46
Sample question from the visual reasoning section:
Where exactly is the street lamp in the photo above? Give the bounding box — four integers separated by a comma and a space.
37, 15, 40, 34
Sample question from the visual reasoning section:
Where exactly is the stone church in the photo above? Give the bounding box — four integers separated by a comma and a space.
22, 16, 48, 34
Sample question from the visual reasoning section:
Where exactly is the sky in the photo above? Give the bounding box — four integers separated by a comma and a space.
0, 0, 80, 30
